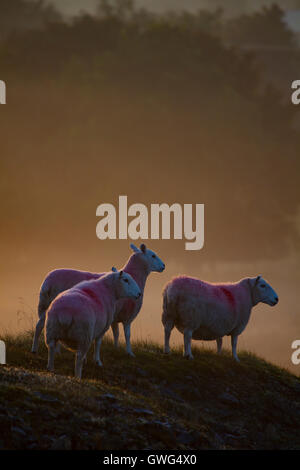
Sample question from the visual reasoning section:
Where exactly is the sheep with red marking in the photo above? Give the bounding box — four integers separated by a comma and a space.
32, 243, 165, 357
32, 269, 101, 353
111, 243, 165, 356
45, 269, 141, 379
162, 275, 278, 361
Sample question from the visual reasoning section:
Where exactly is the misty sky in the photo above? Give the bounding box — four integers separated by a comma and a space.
1, 0, 300, 376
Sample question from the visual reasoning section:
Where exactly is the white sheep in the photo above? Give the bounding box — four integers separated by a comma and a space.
32, 243, 165, 356
45, 269, 141, 379
162, 275, 278, 361
110, 243, 165, 356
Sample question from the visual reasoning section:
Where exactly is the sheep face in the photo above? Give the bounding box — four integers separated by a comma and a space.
114, 270, 142, 300
252, 276, 279, 306
130, 243, 165, 273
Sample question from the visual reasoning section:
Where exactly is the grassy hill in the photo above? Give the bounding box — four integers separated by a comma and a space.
0, 331, 299, 450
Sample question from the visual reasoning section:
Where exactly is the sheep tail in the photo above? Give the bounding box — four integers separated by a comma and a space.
38, 283, 53, 319
45, 312, 75, 346
162, 284, 174, 326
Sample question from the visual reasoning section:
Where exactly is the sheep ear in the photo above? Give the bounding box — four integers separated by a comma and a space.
119, 270, 123, 278
130, 243, 140, 253
140, 243, 146, 253
251, 275, 261, 287
112, 267, 118, 272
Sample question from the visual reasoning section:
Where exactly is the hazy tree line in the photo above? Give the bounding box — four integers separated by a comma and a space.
0, 0, 299, 262
48, 0, 300, 18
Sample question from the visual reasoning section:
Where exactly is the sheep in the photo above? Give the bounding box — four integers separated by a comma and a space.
162, 275, 278, 361
45, 269, 141, 379
32, 269, 101, 353
32, 243, 165, 356
110, 243, 165, 357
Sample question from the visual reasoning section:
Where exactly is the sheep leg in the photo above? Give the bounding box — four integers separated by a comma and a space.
216, 337, 223, 354
31, 314, 45, 353
231, 334, 240, 362
123, 323, 135, 357
111, 322, 119, 348
183, 328, 193, 359
47, 340, 56, 372
94, 336, 103, 366
55, 343, 61, 354
75, 348, 89, 379
164, 320, 174, 354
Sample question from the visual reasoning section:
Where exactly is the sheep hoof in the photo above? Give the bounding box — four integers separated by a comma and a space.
96, 361, 103, 367
184, 354, 194, 360
31, 350, 37, 354
127, 351, 135, 358
164, 349, 171, 355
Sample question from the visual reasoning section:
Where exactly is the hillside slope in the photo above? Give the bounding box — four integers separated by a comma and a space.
0, 332, 299, 450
